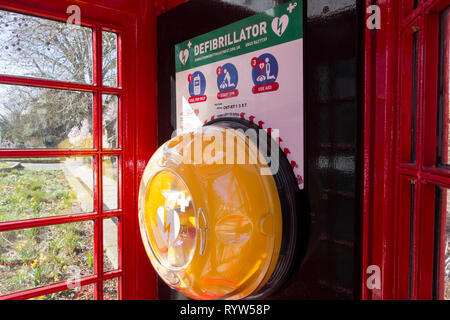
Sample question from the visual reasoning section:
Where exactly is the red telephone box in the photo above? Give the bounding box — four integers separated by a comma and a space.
0, 0, 448, 301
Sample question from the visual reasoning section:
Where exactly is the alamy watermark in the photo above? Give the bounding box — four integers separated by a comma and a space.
65, 265, 81, 292
367, 5, 381, 30
366, 265, 381, 290
66, 5, 81, 26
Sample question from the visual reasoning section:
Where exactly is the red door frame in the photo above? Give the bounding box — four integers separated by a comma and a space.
363, 0, 449, 300
8, 0, 450, 301
0, 0, 158, 300
363, 0, 399, 300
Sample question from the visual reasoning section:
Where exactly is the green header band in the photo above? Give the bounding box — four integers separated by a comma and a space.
175, 1, 303, 73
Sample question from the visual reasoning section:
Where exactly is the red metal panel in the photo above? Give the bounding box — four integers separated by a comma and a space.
363, 0, 400, 300
133, 0, 159, 300
416, 183, 436, 299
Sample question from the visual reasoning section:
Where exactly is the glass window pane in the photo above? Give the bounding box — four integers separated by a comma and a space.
103, 156, 118, 211
400, 29, 420, 164
435, 187, 450, 300
0, 221, 94, 296
445, 213, 450, 301
438, 8, 450, 165
103, 217, 119, 272
102, 31, 118, 87
0, 84, 93, 150
446, 227, 450, 301
0, 10, 93, 84
0, 157, 94, 223
103, 277, 119, 300
397, 177, 417, 299
102, 95, 118, 149
30, 283, 95, 300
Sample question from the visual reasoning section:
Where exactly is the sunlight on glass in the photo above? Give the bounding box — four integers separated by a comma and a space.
0, 157, 94, 223
0, 10, 93, 83
102, 95, 118, 149
103, 217, 119, 272
102, 31, 118, 87
0, 221, 94, 296
103, 156, 118, 211
0, 84, 93, 150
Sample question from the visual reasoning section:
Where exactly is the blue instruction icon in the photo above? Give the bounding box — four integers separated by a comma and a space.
188, 71, 206, 97
217, 63, 239, 93
251, 53, 279, 86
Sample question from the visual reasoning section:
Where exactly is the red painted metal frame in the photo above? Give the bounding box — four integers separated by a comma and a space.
364, 0, 449, 300
363, 0, 399, 300
133, 0, 159, 300
0, 0, 158, 300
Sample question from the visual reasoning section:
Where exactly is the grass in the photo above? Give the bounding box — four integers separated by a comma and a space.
0, 169, 76, 222
0, 168, 96, 299
0, 221, 95, 298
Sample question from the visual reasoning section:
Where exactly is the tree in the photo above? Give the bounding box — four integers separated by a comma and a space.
0, 10, 117, 149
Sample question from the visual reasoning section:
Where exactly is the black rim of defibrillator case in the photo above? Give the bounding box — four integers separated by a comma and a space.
205, 118, 301, 299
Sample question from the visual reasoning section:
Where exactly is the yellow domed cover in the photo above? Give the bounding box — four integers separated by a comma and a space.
138, 125, 282, 300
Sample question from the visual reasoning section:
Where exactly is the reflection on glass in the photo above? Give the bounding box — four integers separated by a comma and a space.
103, 217, 119, 272
102, 95, 118, 149
0, 84, 93, 149
0, 221, 94, 296
144, 170, 196, 269
0, 10, 93, 83
102, 31, 118, 87
103, 156, 118, 211
0, 157, 94, 222
439, 8, 450, 165
30, 284, 95, 300
103, 278, 119, 300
